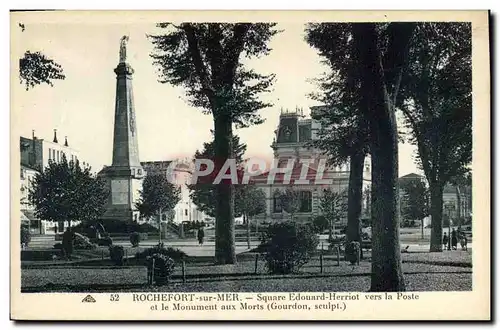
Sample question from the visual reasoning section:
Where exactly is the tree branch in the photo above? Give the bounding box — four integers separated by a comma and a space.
222, 23, 251, 84
383, 22, 416, 102
181, 24, 215, 100
207, 24, 224, 84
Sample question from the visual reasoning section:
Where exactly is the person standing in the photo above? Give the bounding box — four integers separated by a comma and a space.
442, 233, 449, 251
451, 229, 458, 250
62, 227, 75, 260
197, 227, 205, 246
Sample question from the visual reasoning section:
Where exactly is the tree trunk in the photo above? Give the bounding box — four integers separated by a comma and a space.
328, 218, 333, 239
421, 216, 424, 239
456, 185, 462, 227
246, 214, 251, 249
346, 151, 365, 261
370, 129, 404, 291
353, 23, 407, 292
158, 210, 163, 244
214, 114, 236, 264
429, 184, 444, 252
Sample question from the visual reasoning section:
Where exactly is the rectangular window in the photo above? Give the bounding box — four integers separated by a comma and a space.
185, 209, 188, 216
48, 148, 52, 160
273, 196, 282, 213
299, 191, 312, 213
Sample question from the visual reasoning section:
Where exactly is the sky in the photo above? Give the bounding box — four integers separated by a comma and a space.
11, 18, 420, 177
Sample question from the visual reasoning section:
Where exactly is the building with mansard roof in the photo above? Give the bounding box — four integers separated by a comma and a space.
249, 107, 372, 226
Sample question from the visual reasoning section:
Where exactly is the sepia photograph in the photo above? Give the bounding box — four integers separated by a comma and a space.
10, 10, 490, 320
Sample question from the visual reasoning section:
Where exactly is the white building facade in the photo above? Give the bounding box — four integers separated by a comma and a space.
140, 159, 212, 225
20, 130, 83, 234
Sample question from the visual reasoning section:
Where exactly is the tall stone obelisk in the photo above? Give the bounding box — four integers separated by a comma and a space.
100, 36, 145, 223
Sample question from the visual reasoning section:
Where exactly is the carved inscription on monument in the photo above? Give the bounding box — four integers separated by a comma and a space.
111, 179, 129, 205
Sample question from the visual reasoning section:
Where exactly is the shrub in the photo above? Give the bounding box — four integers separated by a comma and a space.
109, 245, 125, 266
21, 225, 31, 247
136, 223, 159, 233
74, 233, 98, 250
97, 236, 113, 247
345, 241, 361, 265
136, 243, 187, 262
74, 240, 97, 250
262, 222, 319, 274
147, 253, 175, 286
130, 232, 140, 247
311, 215, 329, 234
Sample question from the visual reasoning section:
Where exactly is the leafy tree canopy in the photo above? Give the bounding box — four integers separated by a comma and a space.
399, 22, 472, 186
20, 51, 65, 90
187, 133, 246, 218
400, 178, 430, 222
305, 23, 369, 165
28, 156, 108, 224
18, 23, 65, 90
236, 185, 267, 218
136, 172, 181, 219
149, 23, 279, 128
319, 188, 348, 224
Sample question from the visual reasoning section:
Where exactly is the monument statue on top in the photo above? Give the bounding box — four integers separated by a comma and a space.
119, 35, 129, 63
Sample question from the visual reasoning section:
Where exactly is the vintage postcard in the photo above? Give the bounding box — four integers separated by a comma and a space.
10, 10, 490, 321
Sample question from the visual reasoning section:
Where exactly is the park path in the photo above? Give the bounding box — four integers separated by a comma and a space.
28, 235, 472, 257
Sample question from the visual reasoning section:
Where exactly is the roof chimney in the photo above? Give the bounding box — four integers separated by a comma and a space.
64, 136, 68, 147
53, 129, 58, 143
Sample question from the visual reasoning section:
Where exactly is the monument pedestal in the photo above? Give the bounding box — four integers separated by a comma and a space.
100, 166, 144, 222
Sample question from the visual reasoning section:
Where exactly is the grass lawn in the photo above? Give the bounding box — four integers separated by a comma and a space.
21, 251, 472, 292
402, 250, 472, 267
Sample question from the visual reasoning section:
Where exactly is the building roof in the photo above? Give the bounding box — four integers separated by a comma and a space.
274, 109, 314, 144
141, 160, 193, 174
399, 173, 425, 180
21, 163, 40, 173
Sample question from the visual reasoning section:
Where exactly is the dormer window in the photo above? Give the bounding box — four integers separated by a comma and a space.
282, 126, 292, 141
